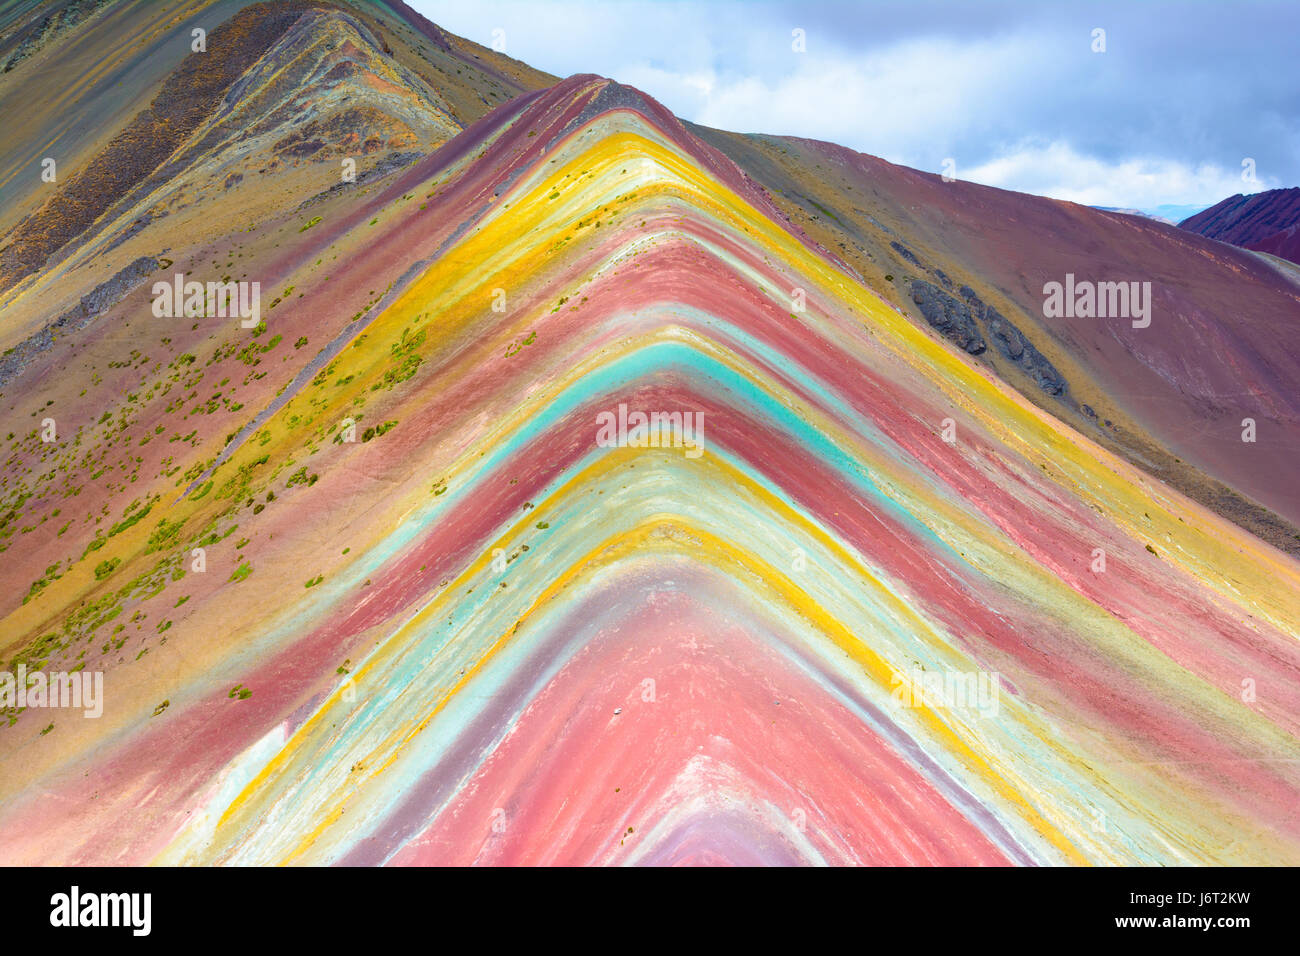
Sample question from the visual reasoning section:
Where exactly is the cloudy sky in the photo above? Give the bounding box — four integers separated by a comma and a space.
411, 0, 1298, 217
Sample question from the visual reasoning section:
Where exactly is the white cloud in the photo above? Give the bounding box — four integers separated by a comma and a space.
958, 142, 1274, 210
653, 32, 1059, 164
411, 0, 1293, 209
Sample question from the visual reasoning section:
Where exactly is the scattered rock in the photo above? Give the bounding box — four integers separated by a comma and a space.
891, 240, 922, 267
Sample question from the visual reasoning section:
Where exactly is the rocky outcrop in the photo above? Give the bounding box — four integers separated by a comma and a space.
910, 279, 1066, 395
959, 288, 1067, 396
910, 280, 985, 354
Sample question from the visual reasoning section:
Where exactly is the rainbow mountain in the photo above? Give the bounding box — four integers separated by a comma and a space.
0, 0, 1298, 866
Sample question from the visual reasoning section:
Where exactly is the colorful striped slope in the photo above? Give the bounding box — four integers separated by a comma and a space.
0, 12, 1297, 867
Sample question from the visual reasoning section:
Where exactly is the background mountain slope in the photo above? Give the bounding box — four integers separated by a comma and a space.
1180, 186, 1300, 267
